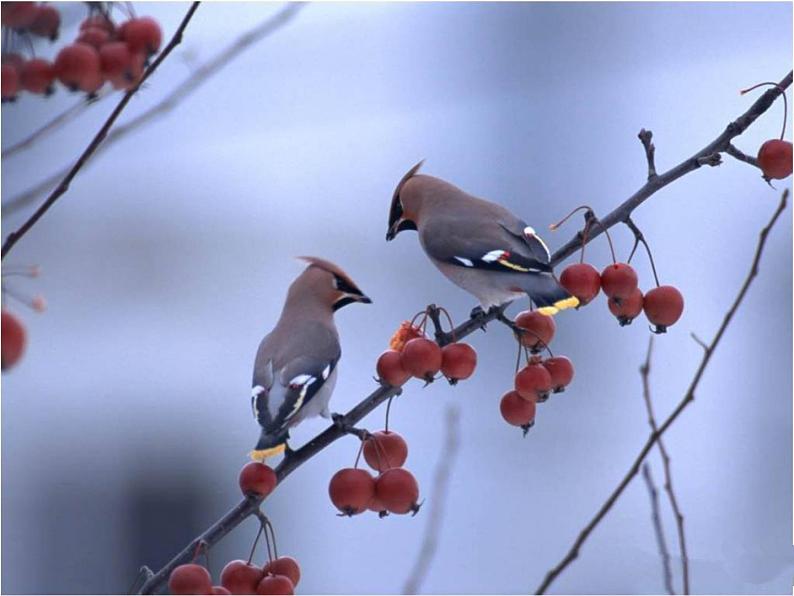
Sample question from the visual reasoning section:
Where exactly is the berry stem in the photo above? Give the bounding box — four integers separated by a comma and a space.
437, 306, 457, 342
247, 518, 266, 565
741, 82, 788, 141
625, 218, 661, 287
384, 395, 395, 432
353, 439, 365, 469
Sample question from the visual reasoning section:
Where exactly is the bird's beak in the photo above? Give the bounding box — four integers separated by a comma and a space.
386, 218, 417, 241
386, 222, 398, 241
358, 295, 373, 304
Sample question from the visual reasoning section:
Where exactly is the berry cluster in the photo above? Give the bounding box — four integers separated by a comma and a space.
740, 82, 792, 183
499, 310, 575, 433
329, 428, 420, 517
376, 308, 477, 387
552, 208, 684, 334
2, 3, 162, 101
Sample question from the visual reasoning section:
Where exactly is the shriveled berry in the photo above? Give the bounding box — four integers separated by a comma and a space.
644, 285, 684, 333
220, 560, 263, 595
500, 390, 536, 427
375, 468, 420, 515
388, 320, 425, 351
542, 356, 574, 393
363, 430, 408, 472
376, 349, 411, 387
262, 557, 300, 588
29, 5, 61, 40
401, 337, 442, 381
256, 574, 294, 595
19, 59, 55, 94
440, 342, 477, 381
328, 468, 375, 516
2, 64, 19, 101
515, 363, 552, 402
601, 263, 638, 301
54, 43, 101, 92
560, 263, 601, 305
757, 139, 793, 180
2, 310, 26, 370
77, 26, 110, 50
121, 16, 163, 54
514, 310, 555, 351
168, 564, 212, 595
608, 287, 644, 325
1, 2, 37, 29
238, 462, 277, 498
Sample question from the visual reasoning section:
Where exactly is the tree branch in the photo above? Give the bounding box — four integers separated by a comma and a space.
641, 336, 690, 594
534, 189, 788, 594
1, 2, 203, 260
402, 404, 462, 595
2, 3, 306, 218
549, 70, 792, 267
642, 463, 674, 595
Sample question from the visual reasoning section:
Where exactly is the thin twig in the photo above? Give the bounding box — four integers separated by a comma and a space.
642, 463, 674, 595
1, 90, 110, 159
535, 189, 788, 594
549, 71, 792, 266
2, 3, 307, 217
402, 404, 462, 595
1, 2, 202, 260
641, 336, 688, 593
638, 129, 658, 180
724, 143, 759, 169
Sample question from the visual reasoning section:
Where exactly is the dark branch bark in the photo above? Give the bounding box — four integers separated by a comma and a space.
1, 3, 202, 260
534, 189, 788, 594
549, 71, 792, 267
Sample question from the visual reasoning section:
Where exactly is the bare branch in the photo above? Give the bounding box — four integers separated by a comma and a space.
549, 70, 792, 266
642, 463, 674, 595
2, 3, 306, 217
1, 3, 203, 260
535, 189, 788, 594
641, 336, 689, 594
638, 129, 658, 180
402, 404, 462, 594
1, 91, 111, 159
724, 143, 759, 169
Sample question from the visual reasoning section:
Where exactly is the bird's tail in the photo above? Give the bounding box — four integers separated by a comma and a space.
249, 429, 288, 461
522, 274, 579, 315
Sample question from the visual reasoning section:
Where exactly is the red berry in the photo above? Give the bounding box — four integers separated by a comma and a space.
262, 557, 300, 588
757, 139, 793, 180
99, 42, 132, 79
19, 59, 55, 95
560, 263, 601, 304
515, 363, 552, 402
77, 26, 111, 50
54, 43, 102, 92
499, 390, 536, 427
168, 564, 213, 595
400, 337, 442, 381
608, 287, 644, 326
328, 468, 375, 516
375, 468, 420, 515
238, 462, 277, 498
368, 494, 388, 516
256, 574, 294, 595
440, 342, 477, 381
29, 5, 60, 40
121, 16, 163, 55
376, 349, 411, 386
109, 51, 145, 90
363, 430, 408, 472
2, 64, 19, 101
514, 310, 556, 351
600, 263, 638, 301
2, 310, 26, 370
212, 587, 232, 595
542, 356, 575, 393
643, 285, 684, 333
80, 14, 116, 34
220, 560, 263, 595
1, 2, 37, 29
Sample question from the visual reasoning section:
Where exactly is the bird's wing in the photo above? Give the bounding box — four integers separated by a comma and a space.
421, 215, 552, 274
251, 324, 340, 435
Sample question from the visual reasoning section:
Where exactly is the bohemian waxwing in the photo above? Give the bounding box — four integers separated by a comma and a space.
250, 257, 371, 460
386, 161, 578, 314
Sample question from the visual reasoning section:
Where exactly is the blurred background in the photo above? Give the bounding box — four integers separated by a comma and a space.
1, 2, 792, 594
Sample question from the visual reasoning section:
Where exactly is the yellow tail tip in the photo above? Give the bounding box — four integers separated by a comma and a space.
249, 444, 286, 461
536, 296, 580, 316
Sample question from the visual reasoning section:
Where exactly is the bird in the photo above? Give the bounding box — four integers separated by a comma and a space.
386, 161, 578, 315
250, 257, 371, 460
